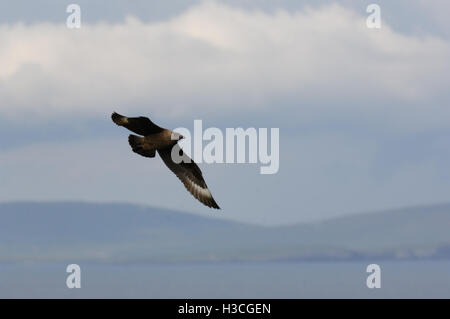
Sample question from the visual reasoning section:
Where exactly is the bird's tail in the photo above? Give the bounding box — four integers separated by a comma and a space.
128, 135, 155, 158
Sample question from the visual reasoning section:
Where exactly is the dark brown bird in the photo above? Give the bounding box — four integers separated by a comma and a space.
111, 112, 220, 209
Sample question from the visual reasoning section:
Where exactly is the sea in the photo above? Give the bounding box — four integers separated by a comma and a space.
0, 261, 449, 298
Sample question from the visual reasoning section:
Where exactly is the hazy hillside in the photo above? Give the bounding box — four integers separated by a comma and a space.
1, 202, 450, 263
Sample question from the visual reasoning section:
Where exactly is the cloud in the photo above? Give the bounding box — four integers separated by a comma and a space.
0, 2, 449, 127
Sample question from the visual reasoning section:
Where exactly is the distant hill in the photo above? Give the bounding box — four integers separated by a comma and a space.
1, 202, 450, 263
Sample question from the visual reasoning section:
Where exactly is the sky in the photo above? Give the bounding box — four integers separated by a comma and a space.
0, 0, 449, 226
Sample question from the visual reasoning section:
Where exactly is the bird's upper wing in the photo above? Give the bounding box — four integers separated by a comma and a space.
158, 144, 220, 209
111, 112, 164, 136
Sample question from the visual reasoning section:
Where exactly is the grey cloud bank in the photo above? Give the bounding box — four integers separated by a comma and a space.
0, 2, 449, 128
2, 1, 450, 39
1, 130, 449, 226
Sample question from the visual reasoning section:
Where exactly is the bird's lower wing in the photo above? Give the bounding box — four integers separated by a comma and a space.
158, 144, 220, 209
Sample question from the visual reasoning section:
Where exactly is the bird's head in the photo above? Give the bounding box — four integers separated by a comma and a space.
171, 132, 184, 141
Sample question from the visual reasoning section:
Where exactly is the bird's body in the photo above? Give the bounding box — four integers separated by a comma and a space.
111, 112, 220, 209
128, 131, 175, 158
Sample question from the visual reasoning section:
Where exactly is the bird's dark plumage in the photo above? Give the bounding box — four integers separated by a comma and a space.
128, 134, 156, 158
111, 112, 220, 209
112, 112, 163, 136
158, 144, 220, 209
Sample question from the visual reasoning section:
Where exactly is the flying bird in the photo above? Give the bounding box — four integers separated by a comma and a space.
111, 112, 220, 209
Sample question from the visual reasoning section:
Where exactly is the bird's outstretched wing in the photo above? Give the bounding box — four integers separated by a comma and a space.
111, 112, 163, 136
158, 144, 220, 209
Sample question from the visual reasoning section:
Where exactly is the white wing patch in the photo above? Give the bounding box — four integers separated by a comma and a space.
188, 178, 214, 199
